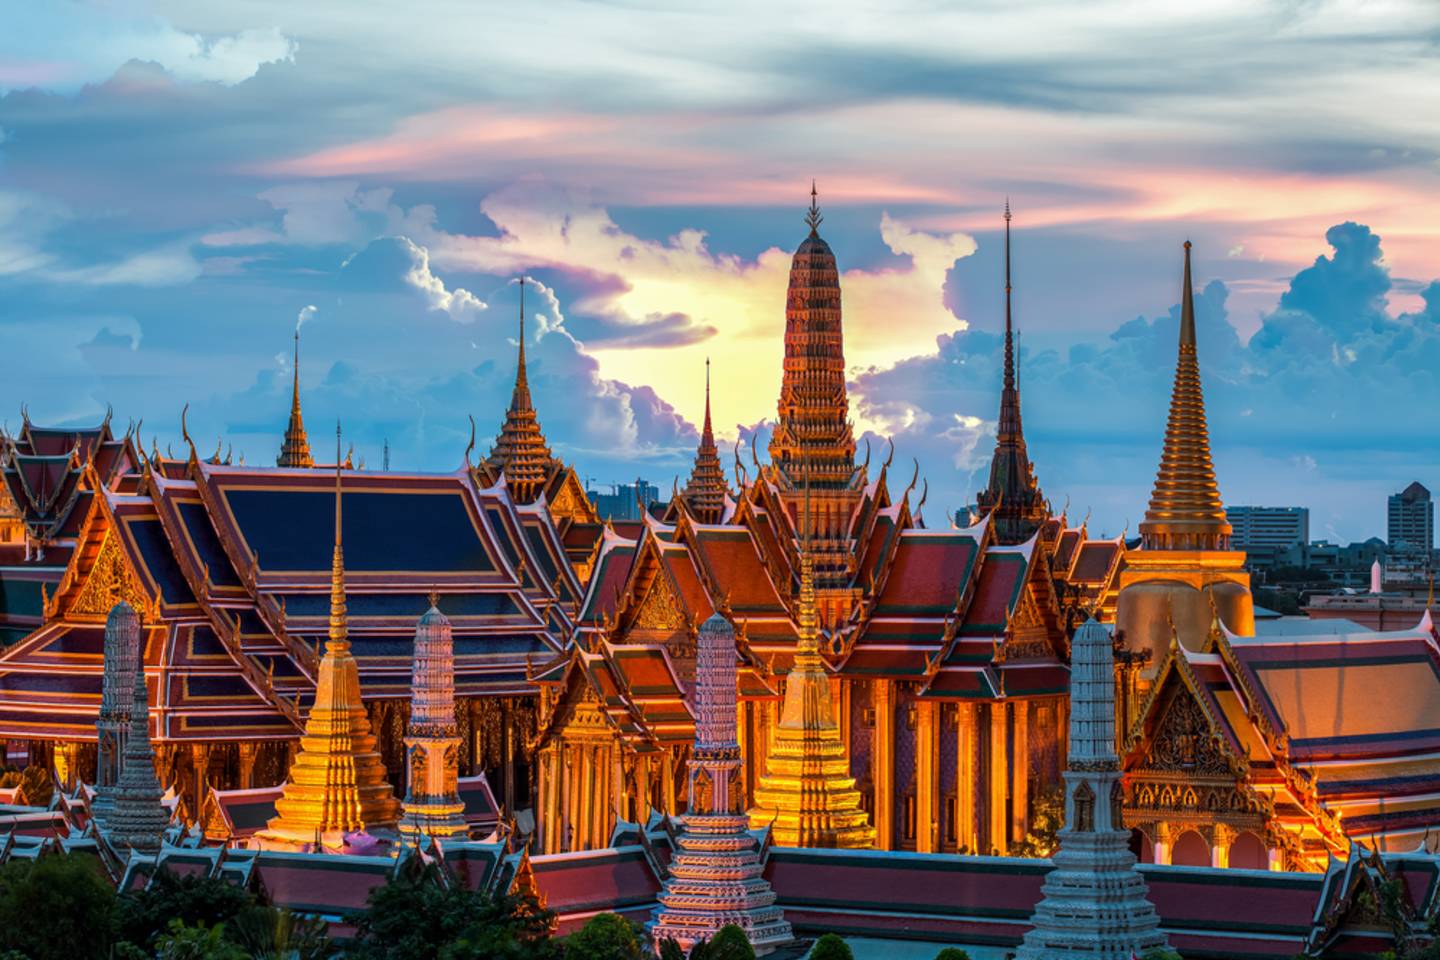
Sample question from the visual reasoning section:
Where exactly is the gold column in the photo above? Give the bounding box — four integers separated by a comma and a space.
873, 679, 894, 850
53, 741, 80, 792
957, 703, 978, 853
1212, 824, 1233, 868
189, 743, 211, 825
988, 702, 1009, 855
501, 699, 516, 815
916, 700, 938, 853
638, 756, 653, 824
237, 742, 257, 789
1011, 700, 1029, 845
562, 744, 577, 852
736, 701, 750, 806
540, 747, 555, 854
662, 751, 676, 816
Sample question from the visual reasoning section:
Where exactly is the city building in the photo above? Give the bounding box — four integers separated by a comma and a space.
587, 480, 662, 521
1227, 506, 1309, 568
1389, 481, 1434, 554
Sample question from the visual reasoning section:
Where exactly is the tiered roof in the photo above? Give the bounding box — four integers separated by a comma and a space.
276, 332, 314, 468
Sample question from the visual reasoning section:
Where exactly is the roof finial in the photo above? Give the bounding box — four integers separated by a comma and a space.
1180, 240, 1196, 350
1003, 199, 1015, 395
805, 180, 823, 236
330, 420, 347, 654
704, 357, 712, 435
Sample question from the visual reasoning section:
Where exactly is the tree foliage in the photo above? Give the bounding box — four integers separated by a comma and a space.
114, 868, 255, 951
347, 864, 558, 960
0, 854, 115, 960
807, 933, 854, 960
934, 950, 971, 960
563, 912, 644, 960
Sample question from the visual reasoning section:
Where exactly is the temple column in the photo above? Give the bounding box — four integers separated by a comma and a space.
1211, 824, 1232, 869
501, 699, 516, 815
154, 743, 176, 791
638, 757, 653, 824
611, 747, 624, 832
237, 742, 257, 790
189, 743, 210, 825
562, 744, 577, 852
662, 751, 676, 817
1154, 822, 1172, 865
832, 676, 848, 752
916, 700, 938, 853
736, 701, 750, 805
1011, 700, 1029, 845
1267, 845, 1284, 872
988, 702, 1009, 855
957, 703, 978, 854
873, 679, 894, 850
54, 741, 81, 792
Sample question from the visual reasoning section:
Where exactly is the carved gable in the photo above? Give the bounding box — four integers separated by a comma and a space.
68, 530, 150, 621
1137, 685, 1233, 778
549, 469, 598, 525
633, 569, 687, 631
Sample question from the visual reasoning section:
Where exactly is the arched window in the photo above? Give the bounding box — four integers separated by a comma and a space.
1130, 828, 1153, 863
1229, 830, 1269, 870
1110, 781, 1125, 831
1171, 829, 1210, 867
1073, 781, 1095, 833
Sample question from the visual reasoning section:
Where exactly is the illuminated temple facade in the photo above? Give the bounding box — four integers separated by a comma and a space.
0, 202, 1437, 880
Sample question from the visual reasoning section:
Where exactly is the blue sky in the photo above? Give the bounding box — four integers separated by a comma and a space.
3, 2, 1439, 542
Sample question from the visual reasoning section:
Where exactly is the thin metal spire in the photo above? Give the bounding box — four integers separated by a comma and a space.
330, 420, 347, 653
1180, 240, 1196, 350
1003, 198, 1015, 393
805, 180, 823, 235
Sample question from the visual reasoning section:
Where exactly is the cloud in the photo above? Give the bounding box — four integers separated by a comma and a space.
1, 6, 295, 92
339, 236, 486, 322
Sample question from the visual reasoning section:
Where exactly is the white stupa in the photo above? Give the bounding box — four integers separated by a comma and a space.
1016, 618, 1167, 960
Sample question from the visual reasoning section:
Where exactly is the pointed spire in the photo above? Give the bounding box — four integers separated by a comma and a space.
255, 420, 401, 848
94, 602, 141, 823
105, 664, 168, 855
400, 601, 466, 839
977, 201, 1045, 545
278, 330, 314, 468
483, 276, 557, 502
805, 180, 823, 236
682, 358, 727, 522
1139, 242, 1231, 551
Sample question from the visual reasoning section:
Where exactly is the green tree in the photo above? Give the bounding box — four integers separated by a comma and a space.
0, 853, 115, 960
934, 950, 971, 960
348, 865, 558, 960
563, 913, 643, 960
704, 925, 756, 960
656, 937, 686, 960
1141, 950, 1183, 960
808, 933, 854, 960
227, 904, 335, 960
114, 868, 255, 951
154, 919, 248, 960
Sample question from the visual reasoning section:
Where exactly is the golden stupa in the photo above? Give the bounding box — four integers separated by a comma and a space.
1115, 241, 1253, 676
253, 427, 401, 850
749, 490, 875, 848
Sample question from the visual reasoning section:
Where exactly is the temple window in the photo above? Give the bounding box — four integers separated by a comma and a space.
1073, 781, 1095, 833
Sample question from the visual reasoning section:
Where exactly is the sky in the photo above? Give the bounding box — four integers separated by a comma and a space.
2, 1, 1439, 543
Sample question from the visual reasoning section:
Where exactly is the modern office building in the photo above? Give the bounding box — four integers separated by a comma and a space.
1388, 482, 1434, 554
1227, 506, 1310, 554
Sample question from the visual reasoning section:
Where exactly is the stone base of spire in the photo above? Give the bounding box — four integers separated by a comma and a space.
649, 813, 793, 956
1016, 829, 1166, 959
399, 799, 468, 842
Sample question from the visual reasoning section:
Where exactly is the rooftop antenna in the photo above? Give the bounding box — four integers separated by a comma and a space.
383, 439, 390, 472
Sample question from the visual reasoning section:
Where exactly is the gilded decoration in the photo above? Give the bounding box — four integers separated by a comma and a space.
633, 570, 687, 631
1143, 691, 1232, 776
70, 531, 151, 621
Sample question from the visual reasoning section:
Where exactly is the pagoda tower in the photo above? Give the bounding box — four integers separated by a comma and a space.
681, 359, 728, 523
749, 494, 874, 848
975, 202, 1048, 545
1115, 242, 1253, 689
649, 614, 793, 955
277, 331, 314, 468
763, 185, 866, 621
254, 427, 401, 850
93, 601, 141, 824
483, 278, 558, 503
105, 664, 169, 855
1016, 618, 1167, 960
399, 601, 468, 840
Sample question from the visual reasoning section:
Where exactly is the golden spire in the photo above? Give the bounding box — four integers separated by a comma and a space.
1138, 241, 1231, 551
682, 358, 727, 522
254, 422, 400, 848
277, 330, 315, 468
750, 455, 873, 849
484, 276, 557, 502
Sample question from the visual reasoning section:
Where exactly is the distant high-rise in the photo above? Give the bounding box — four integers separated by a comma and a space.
1387, 482, 1433, 554
1226, 506, 1309, 553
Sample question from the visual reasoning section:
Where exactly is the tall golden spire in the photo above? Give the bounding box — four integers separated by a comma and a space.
750, 457, 874, 849
277, 331, 315, 468
1138, 242, 1231, 551
682, 358, 727, 522
255, 423, 400, 849
484, 277, 557, 502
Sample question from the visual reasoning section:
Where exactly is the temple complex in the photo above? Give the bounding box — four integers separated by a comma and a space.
1017, 617, 1166, 959
649, 613, 793, 954
0, 196, 1435, 922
